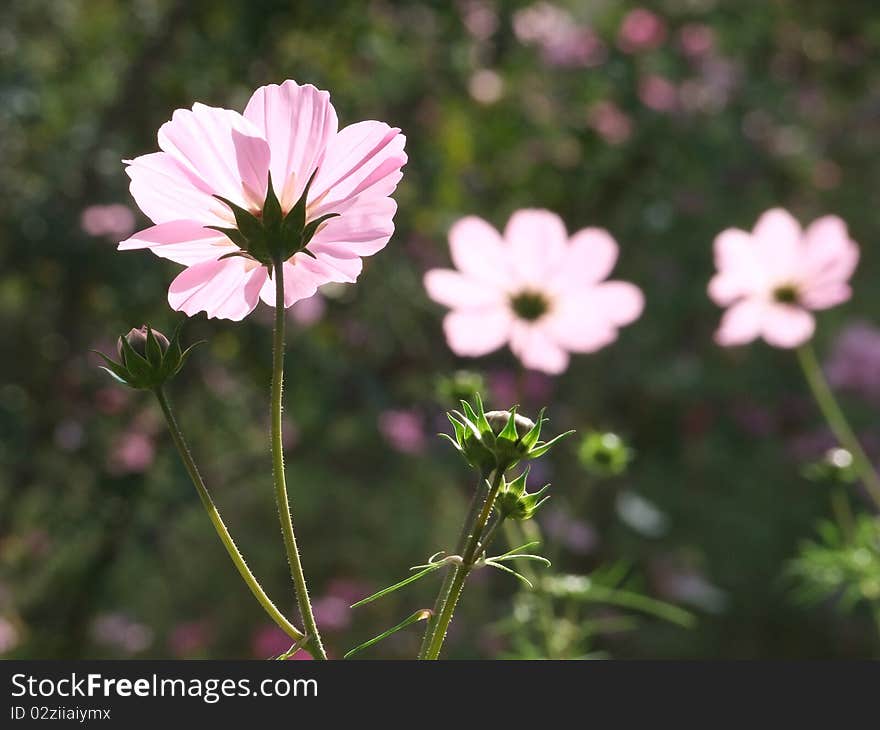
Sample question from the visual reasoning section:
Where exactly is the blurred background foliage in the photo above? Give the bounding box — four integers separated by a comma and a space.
2, 0, 880, 659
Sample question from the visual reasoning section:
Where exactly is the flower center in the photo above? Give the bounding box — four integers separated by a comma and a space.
772, 284, 799, 304
511, 291, 550, 321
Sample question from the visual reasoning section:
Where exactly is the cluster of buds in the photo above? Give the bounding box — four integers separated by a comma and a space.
443, 394, 573, 475
495, 468, 550, 521
578, 430, 633, 477
96, 325, 199, 390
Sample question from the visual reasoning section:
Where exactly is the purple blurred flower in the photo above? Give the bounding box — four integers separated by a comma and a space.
90, 613, 153, 654
617, 8, 667, 54
541, 506, 598, 555
488, 369, 554, 408
312, 596, 350, 632
378, 409, 426, 454
513, 2, 606, 68
290, 294, 326, 327
81, 204, 136, 239
825, 321, 880, 404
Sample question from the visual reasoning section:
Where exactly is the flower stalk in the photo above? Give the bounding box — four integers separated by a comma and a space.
796, 342, 880, 509
153, 387, 306, 645
420, 467, 506, 660
270, 256, 327, 660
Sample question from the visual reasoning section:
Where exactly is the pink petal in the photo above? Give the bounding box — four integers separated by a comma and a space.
715, 299, 765, 346
761, 303, 815, 348
442, 307, 512, 356
751, 208, 803, 281
591, 281, 645, 326
509, 322, 570, 374
158, 103, 270, 210
243, 81, 338, 210
298, 250, 363, 284
310, 121, 407, 213
802, 215, 859, 291
709, 228, 764, 305
558, 227, 619, 286
448, 216, 511, 287
259, 257, 329, 307
424, 269, 504, 309
800, 283, 852, 310
503, 209, 569, 287
119, 221, 233, 265
125, 152, 223, 225
544, 301, 616, 353
168, 258, 267, 321
308, 196, 397, 259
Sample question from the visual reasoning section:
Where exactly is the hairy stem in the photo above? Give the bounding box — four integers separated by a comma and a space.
154, 387, 305, 645
270, 260, 327, 660
422, 468, 505, 660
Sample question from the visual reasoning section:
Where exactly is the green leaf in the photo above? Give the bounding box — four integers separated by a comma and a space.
344, 609, 432, 659
350, 564, 443, 608
485, 560, 533, 588
490, 553, 551, 568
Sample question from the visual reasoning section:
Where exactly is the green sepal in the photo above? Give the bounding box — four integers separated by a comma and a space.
261, 171, 283, 232
497, 406, 520, 443
205, 226, 248, 250
300, 212, 339, 250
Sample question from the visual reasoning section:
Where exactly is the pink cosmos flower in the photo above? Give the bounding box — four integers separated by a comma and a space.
424, 209, 644, 374
617, 8, 667, 54
119, 80, 407, 320
709, 208, 859, 348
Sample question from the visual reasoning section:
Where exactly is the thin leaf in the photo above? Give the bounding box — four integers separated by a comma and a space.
343, 609, 432, 659
485, 560, 533, 588
490, 553, 552, 568
493, 540, 542, 559
350, 564, 442, 608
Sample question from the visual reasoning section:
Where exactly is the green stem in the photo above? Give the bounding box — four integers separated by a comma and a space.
797, 343, 880, 510
270, 260, 327, 660
503, 520, 559, 655
416, 478, 488, 658
423, 468, 505, 660
154, 387, 305, 645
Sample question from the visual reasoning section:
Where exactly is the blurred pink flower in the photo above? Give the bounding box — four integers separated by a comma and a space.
826, 321, 880, 404
108, 431, 155, 475
120, 79, 407, 320
618, 8, 667, 53
378, 409, 426, 454
312, 595, 350, 632
168, 620, 212, 658
709, 208, 859, 348
251, 625, 312, 659
90, 613, 153, 654
424, 209, 644, 374
0, 617, 19, 655
678, 23, 715, 58
513, 3, 606, 68
588, 101, 633, 145
638, 75, 678, 112
81, 204, 136, 238
459, 0, 498, 40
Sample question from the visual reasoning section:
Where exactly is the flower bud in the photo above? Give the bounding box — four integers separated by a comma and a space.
97, 324, 200, 390
495, 468, 550, 521
118, 326, 170, 361
578, 431, 633, 477
441, 394, 574, 473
